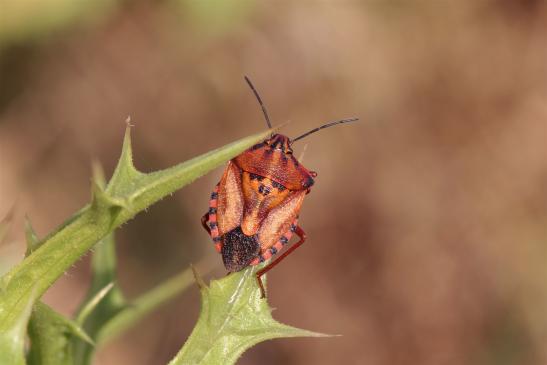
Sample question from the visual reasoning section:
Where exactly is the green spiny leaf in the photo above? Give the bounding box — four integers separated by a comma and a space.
0, 286, 37, 365
65, 322, 94, 346
106, 125, 144, 197
27, 302, 93, 365
91, 180, 129, 214
168, 267, 329, 365
0, 126, 273, 347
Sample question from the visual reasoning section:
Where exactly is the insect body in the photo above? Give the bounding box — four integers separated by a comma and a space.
201, 77, 356, 298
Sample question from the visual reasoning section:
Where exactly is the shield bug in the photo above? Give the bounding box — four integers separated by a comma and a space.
201, 76, 357, 298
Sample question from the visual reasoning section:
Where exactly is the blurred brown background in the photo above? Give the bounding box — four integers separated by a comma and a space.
1, 1, 546, 364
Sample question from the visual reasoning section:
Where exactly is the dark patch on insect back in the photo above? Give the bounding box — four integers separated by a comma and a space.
302, 176, 315, 188
221, 227, 260, 272
270, 139, 280, 149
250, 173, 264, 181
271, 180, 285, 192
258, 184, 271, 196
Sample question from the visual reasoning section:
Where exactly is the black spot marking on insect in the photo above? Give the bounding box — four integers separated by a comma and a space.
272, 180, 285, 192
209, 207, 217, 214
209, 221, 217, 229
250, 173, 264, 181
211, 191, 218, 199
270, 247, 278, 255
280, 236, 289, 244
270, 139, 280, 149
258, 184, 271, 196
221, 227, 260, 272
290, 225, 297, 232
213, 236, 221, 242
302, 176, 314, 188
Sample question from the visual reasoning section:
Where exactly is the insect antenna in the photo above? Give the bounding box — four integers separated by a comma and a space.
244, 76, 272, 129
291, 117, 359, 143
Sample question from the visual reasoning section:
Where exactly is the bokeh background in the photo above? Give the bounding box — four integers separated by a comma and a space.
1, 1, 546, 364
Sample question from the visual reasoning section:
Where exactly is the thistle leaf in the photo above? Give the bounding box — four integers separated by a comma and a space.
168, 267, 329, 365
27, 302, 94, 365
0, 286, 37, 365
106, 126, 144, 195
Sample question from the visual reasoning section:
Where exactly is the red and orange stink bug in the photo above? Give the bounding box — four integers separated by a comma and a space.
201, 76, 357, 298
